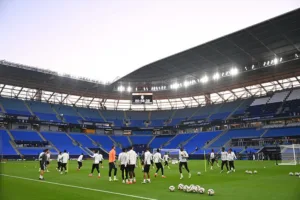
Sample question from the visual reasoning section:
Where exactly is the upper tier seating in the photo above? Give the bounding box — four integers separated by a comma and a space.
69, 133, 95, 147
209, 100, 243, 121
0, 129, 18, 155
10, 130, 43, 141
173, 108, 195, 120
41, 131, 83, 155
0, 97, 31, 116
128, 120, 145, 127
164, 133, 195, 148
211, 128, 265, 147
151, 110, 173, 119
126, 111, 149, 120
53, 104, 82, 124
149, 135, 173, 148
130, 135, 153, 144
263, 127, 300, 137
76, 107, 104, 122
286, 89, 300, 101
101, 110, 124, 120
27, 101, 61, 122
268, 91, 290, 103
184, 131, 222, 152
233, 98, 253, 115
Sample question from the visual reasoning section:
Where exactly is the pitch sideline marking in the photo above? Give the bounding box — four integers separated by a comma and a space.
0, 174, 158, 200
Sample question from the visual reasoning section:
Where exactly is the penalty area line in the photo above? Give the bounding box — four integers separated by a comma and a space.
0, 174, 158, 200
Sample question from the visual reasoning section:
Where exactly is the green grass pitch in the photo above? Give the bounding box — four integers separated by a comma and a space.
1, 160, 300, 200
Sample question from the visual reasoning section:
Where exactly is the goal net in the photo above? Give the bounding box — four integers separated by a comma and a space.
279, 144, 300, 165
154, 149, 180, 164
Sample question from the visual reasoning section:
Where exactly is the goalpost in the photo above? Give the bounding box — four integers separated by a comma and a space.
155, 149, 180, 164
278, 144, 300, 165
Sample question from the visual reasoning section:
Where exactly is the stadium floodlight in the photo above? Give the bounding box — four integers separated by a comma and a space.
274, 58, 278, 65
230, 68, 239, 76
279, 57, 283, 62
252, 65, 255, 70
213, 72, 220, 80
184, 81, 190, 87
200, 75, 209, 83
263, 62, 266, 66
296, 54, 299, 58
118, 85, 125, 92
127, 86, 132, 92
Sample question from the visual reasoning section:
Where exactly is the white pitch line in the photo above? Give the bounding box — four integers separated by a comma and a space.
0, 174, 158, 200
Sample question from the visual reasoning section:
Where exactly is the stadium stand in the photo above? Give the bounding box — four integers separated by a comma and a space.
185, 131, 222, 153
164, 133, 195, 148
88, 135, 120, 153
10, 130, 43, 141
0, 129, 18, 155
262, 127, 300, 137
41, 131, 83, 155
0, 97, 31, 116
27, 101, 61, 122
130, 135, 153, 145
69, 133, 96, 148
76, 107, 104, 122
53, 104, 83, 124
149, 135, 173, 148
110, 135, 131, 148
210, 128, 265, 147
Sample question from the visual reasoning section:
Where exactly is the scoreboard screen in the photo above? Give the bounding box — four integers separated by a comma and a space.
132, 93, 153, 104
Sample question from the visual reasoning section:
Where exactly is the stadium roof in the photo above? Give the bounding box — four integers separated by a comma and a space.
118, 8, 300, 84
0, 9, 300, 108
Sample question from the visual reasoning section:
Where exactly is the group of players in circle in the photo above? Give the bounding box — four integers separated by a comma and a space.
38, 146, 237, 181
38, 146, 192, 182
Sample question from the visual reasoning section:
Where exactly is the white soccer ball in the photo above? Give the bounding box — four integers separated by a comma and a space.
289, 172, 294, 176
197, 172, 201, 176
199, 187, 205, 194
183, 185, 188, 192
245, 170, 249, 174
295, 172, 299, 176
248, 171, 253, 174
192, 186, 198, 193
186, 186, 193, 193
207, 189, 215, 196
169, 186, 175, 192
178, 184, 184, 190
195, 185, 201, 192
253, 170, 257, 174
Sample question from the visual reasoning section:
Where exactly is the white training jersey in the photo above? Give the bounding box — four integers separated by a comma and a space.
57, 154, 62, 162
61, 152, 69, 163
118, 152, 128, 165
47, 153, 50, 161
163, 155, 169, 161
90, 153, 102, 164
144, 151, 152, 165
39, 152, 44, 161
77, 155, 83, 162
153, 152, 162, 163
227, 152, 236, 161
127, 149, 137, 165
210, 152, 215, 159
179, 151, 189, 162
221, 151, 228, 161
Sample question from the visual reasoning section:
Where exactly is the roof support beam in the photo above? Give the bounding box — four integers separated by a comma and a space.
192, 96, 200, 106
230, 90, 238, 99
16, 87, 23, 98
276, 80, 283, 89
217, 92, 225, 101
61, 94, 69, 104
180, 98, 187, 107
259, 84, 268, 93
167, 98, 173, 108
115, 99, 119, 110
88, 97, 95, 107
74, 96, 82, 105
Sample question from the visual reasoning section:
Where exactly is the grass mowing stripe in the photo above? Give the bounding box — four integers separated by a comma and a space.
0, 174, 158, 200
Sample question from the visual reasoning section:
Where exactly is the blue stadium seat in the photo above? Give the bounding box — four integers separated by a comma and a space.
89, 135, 121, 153
0, 98, 31, 116
69, 133, 96, 148
76, 107, 104, 122
111, 135, 131, 148
10, 130, 43, 141
149, 135, 173, 148
263, 127, 300, 137
0, 129, 18, 155
164, 133, 195, 148
130, 135, 153, 145
41, 131, 84, 155
184, 131, 221, 153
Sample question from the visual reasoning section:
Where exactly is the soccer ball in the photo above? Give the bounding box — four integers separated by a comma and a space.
248, 171, 253, 174
192, 186, 198, 193
207, 189, 215, 196
178, 184, 184, 190
245, 170, 249, 174
253, 170, 257, 174
169, 186, 175, 192
183, 185, 188, 192
186, 186, 193, 193
295, 172, 299, 176
197, 172, 201, 176
289, 172, 294, 176
199, 187, 205, 194
195, 185, 201, 192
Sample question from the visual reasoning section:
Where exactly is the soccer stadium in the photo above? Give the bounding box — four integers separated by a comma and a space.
1, 2, 300, 200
